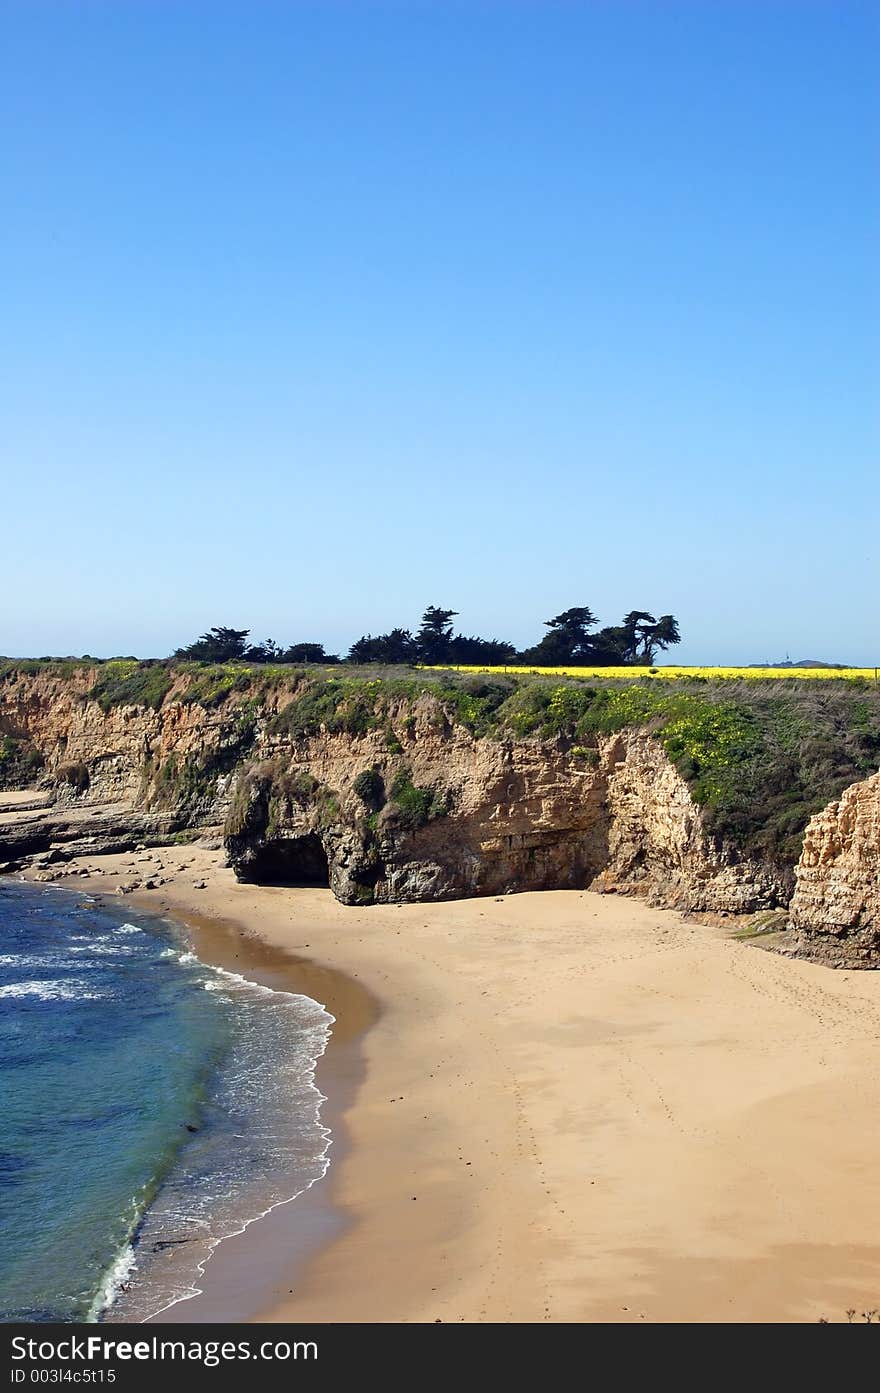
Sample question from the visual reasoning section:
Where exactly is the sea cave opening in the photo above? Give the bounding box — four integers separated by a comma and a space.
248, 833, 330, 887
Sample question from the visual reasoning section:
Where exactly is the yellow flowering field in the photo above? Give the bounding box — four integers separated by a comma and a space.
433, 664, 878, 681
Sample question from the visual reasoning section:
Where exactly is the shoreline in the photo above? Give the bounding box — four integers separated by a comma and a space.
4, 869, 376, 1325
18, 841, 880, 1322
138, 902, 379, 1324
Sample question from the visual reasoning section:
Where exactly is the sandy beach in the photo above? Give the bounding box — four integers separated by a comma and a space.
26, 841, 880, 1324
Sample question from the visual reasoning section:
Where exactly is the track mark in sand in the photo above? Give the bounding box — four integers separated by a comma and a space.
508, 1074, 559, 1321
624, 1052, 708, 1140
721, 940, 880, 1049
401, 939, 555, 1320
608, 1044, 712, 1142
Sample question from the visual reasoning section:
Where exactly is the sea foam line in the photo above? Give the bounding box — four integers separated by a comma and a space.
129, 1150, 334, 1324
87, 1240, 137, 1324
98, 946, 335, 1324
14, 885, 336, 1323
0, 978, 104, 1001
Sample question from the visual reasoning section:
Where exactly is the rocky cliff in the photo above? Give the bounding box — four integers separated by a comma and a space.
0, 666, 787, 912
788, 771, 880, 965
0, 667, 248, 812
225, 717, 782, 911
1, 665, 877, 964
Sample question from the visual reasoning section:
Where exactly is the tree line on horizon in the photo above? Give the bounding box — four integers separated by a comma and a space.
172, 606, 682, 668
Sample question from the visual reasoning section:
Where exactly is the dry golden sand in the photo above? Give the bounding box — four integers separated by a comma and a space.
31, 843, 880, 1323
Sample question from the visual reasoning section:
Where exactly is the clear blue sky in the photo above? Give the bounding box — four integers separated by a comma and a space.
2, 1, 877, 663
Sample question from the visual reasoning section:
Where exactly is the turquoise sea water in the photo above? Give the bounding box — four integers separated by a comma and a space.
0, 881, 333, 1323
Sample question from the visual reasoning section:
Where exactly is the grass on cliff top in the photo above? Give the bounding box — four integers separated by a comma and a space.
3, 659, 879, 867
263, 670, 880, 866
87, 661, 176, 712
0, 658, 93, 681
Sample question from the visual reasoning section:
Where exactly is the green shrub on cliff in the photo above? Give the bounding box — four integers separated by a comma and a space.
88, 661, 174, 712
236, 671, 880, 866
179, 667, 255, 708
225, 763, 273, 838
277, 769, 320, 801
269, 677, 414, 737
353, 767, 386, 809
225, 760, 339, 841
0, 659, 88, 682
0, 735, 44, 788
494, 682, 597, 737
433, 676, 515, 735
388, 770, 449, 830
149, 723, 259, 810
490, 679, 880, 866
7, 659, 880, 875
269, 681, 352, 736
267, 672, 514, 741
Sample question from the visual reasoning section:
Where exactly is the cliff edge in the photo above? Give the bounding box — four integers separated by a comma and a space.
789, 771, 880, 965
1, 662, 878, 965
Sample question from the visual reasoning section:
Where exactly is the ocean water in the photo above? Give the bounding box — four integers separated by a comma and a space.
0, 881, 334, 1323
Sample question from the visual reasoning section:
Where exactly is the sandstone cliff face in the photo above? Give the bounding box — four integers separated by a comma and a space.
789, 771, 880, 964
227, 703, 611, 904
0, 669, 251, 816
225, 712, 783, 912
599, 732, 787, 913
0, 671, 863, 943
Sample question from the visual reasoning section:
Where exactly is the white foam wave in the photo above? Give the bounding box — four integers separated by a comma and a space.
105, 950, 335, 1324
66, 944, 131, 957
200, 961, 335, 1024
0, 978, 104, 1002
87, 1241, 136, 1323
133, 1161, 332, 1323
0, 953, 64, 968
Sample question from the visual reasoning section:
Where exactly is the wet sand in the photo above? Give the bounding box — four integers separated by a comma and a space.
25, 841, 880, 1323
144, 908, 378, 1323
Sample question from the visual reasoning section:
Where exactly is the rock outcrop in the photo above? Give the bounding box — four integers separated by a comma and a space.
599, 731, 787, 913
225, 717, 784, 912
789, 771, 880, 965
0, 667, 251, 816
0, 802, 184, 865
1, 667, 877, 965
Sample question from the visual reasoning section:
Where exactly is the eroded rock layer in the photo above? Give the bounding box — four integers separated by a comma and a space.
0, 668, 876, 964
789, 771, 880, 965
